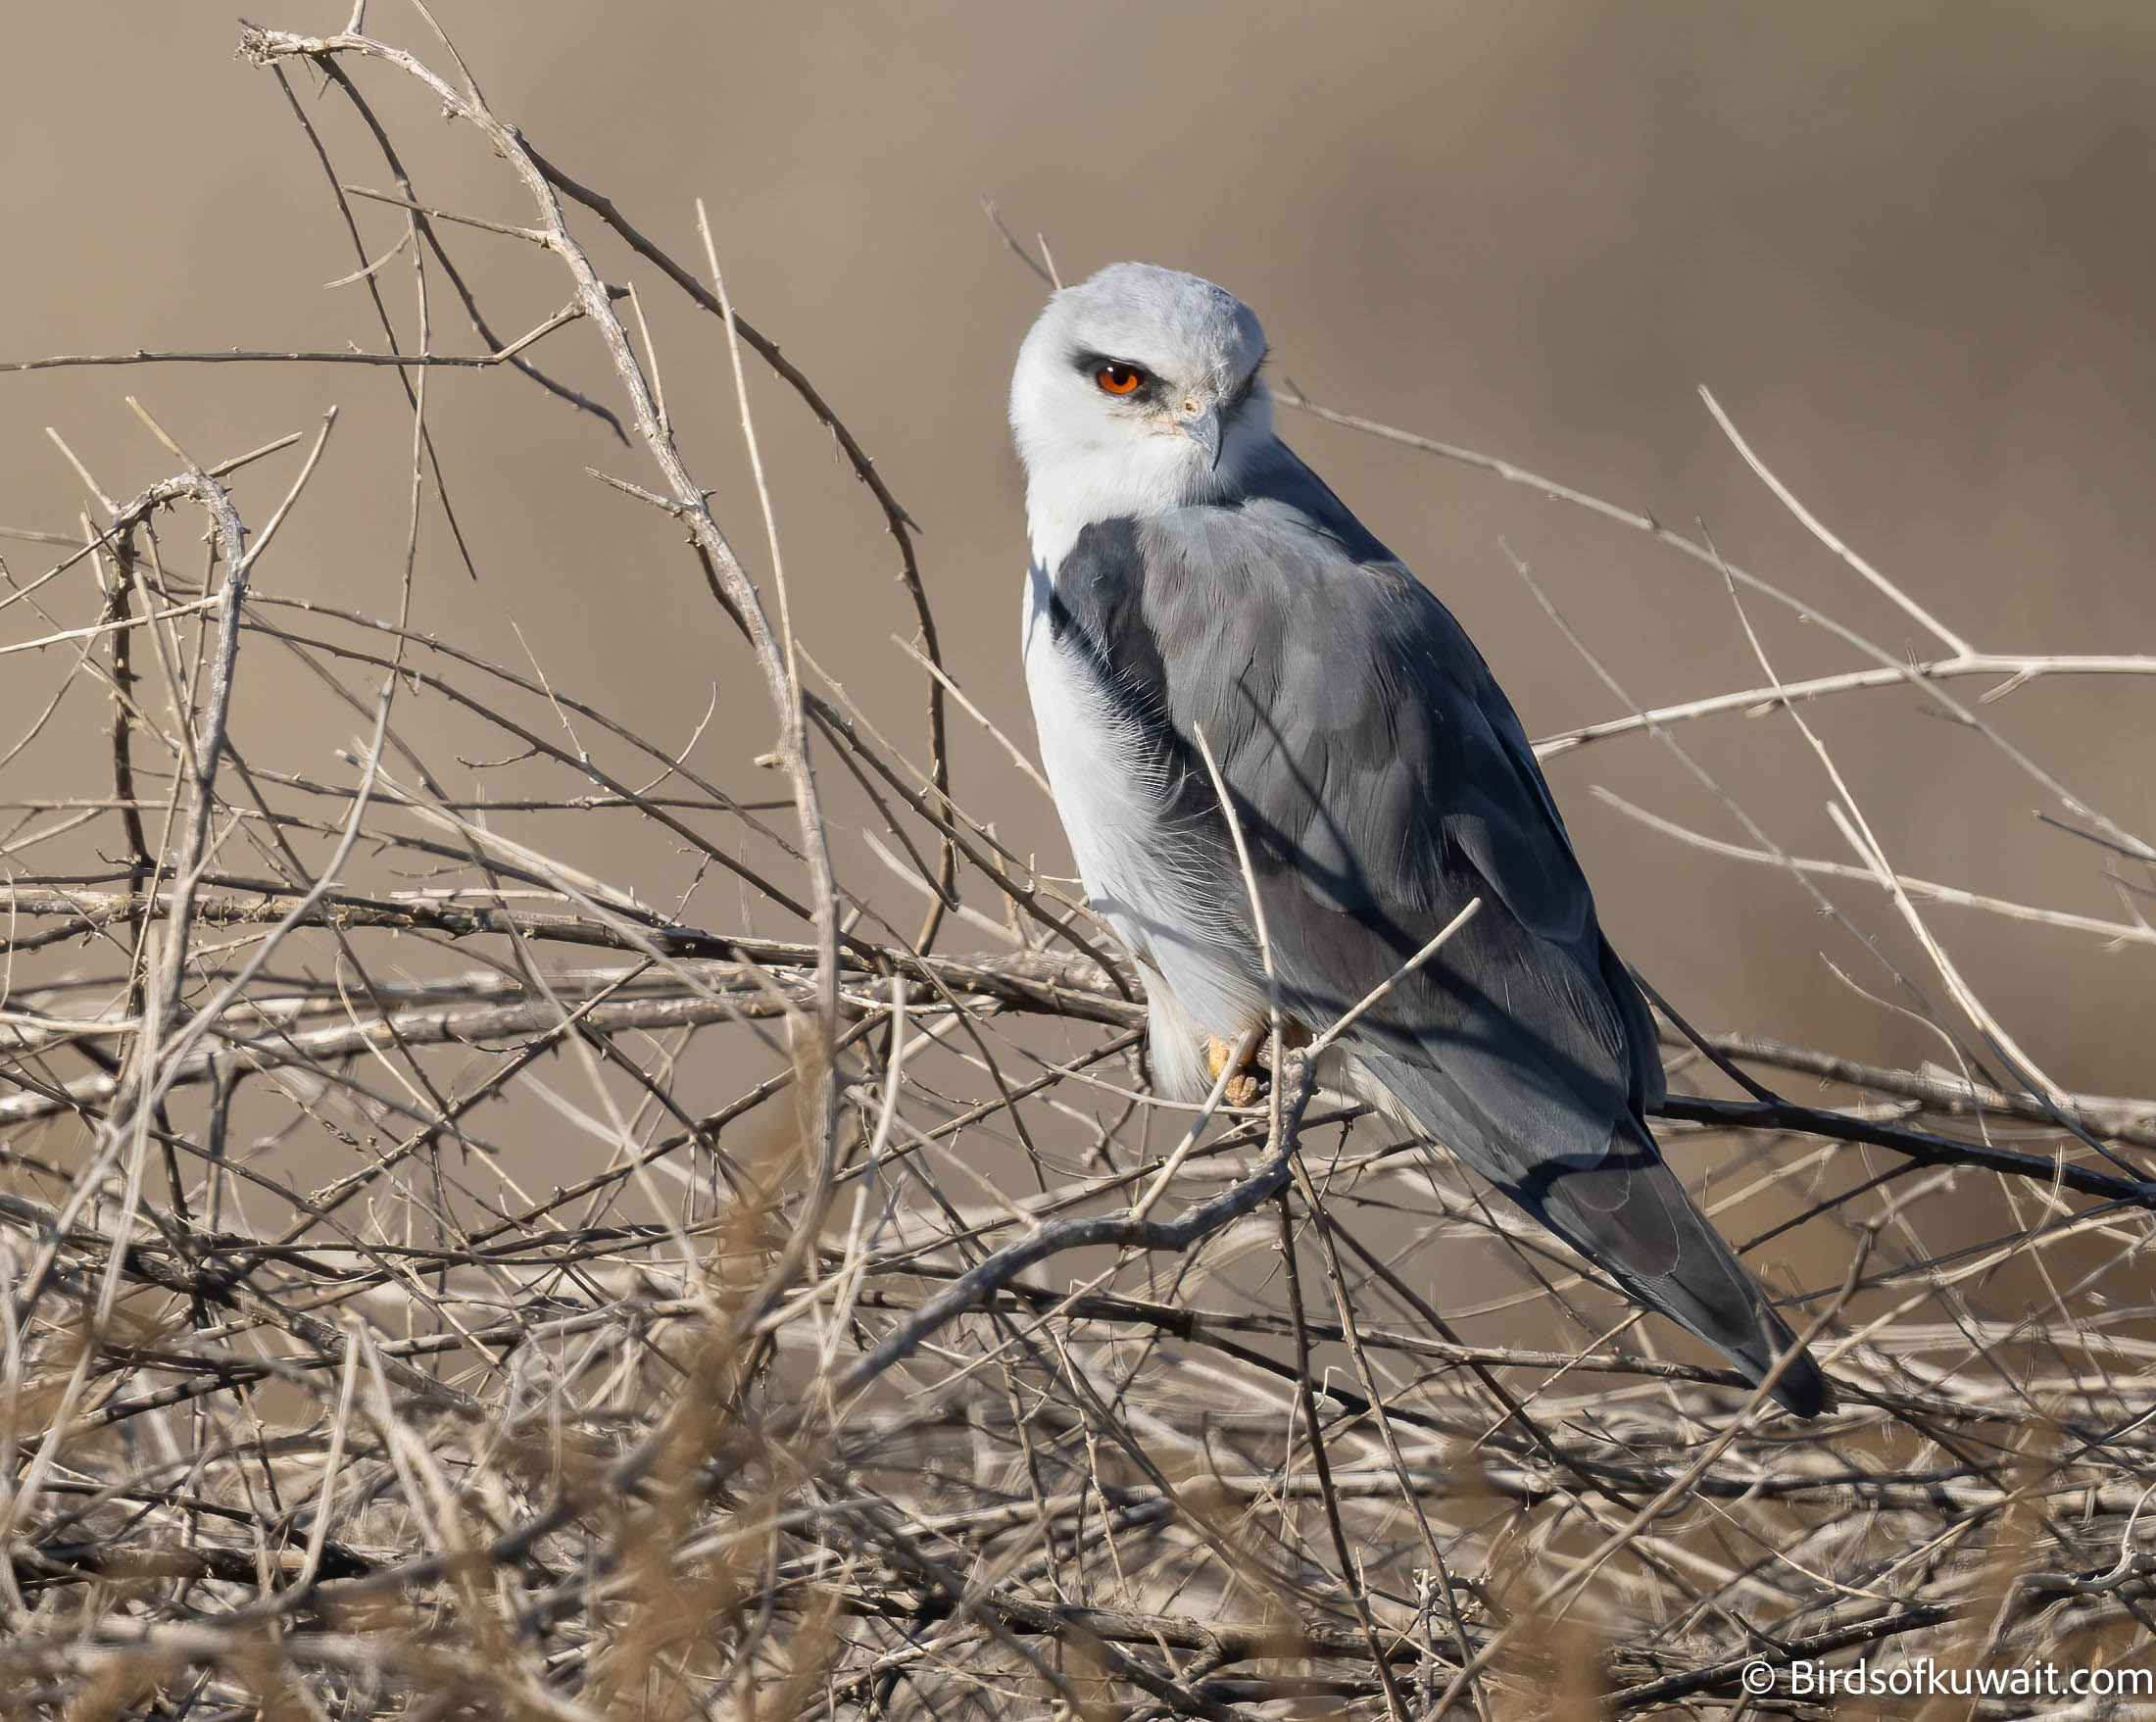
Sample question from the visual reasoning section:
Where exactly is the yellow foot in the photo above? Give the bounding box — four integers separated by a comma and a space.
1205, 1035, 1260, 1107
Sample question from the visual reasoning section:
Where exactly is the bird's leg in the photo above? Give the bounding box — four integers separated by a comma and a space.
1205, 1035, 1261, 1108
1207, 1021, 1317, 1107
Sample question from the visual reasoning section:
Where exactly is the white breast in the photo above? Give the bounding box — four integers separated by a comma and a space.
1020, 560, 1157, 932
1020, 560, 1267, 1097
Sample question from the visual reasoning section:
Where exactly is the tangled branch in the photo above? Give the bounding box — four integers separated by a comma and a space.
1, 17, 2152, 1720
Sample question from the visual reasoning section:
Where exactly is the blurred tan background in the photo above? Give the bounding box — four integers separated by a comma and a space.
4, 0, 2152, 1111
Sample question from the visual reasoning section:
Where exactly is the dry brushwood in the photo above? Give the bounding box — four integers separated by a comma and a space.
2, 16, 2155, 1722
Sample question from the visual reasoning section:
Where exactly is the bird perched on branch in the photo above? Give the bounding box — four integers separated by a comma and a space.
1010, 262, 1830, 1417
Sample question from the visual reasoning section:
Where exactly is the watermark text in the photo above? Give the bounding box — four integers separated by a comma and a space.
1740, 1657, 2154, 1700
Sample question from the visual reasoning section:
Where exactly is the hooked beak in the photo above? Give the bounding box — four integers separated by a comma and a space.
1181, 402, 1224, 470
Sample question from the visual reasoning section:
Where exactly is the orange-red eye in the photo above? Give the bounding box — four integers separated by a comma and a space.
1095, 363, 1146, 396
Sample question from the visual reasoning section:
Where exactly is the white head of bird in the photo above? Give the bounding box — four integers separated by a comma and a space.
1009, 262, 1273, 567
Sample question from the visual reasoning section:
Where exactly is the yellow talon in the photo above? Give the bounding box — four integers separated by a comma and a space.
1205, 1036, 1260, 1107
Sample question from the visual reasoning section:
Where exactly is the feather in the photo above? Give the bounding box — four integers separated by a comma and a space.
1015, 263, 1830, 1416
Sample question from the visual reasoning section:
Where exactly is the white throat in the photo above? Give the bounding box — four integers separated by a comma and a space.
1018, 386, 1276, 569
1022, 443, 1202, 569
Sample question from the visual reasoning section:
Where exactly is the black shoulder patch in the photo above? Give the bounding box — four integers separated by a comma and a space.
1046, 518, 1176, 724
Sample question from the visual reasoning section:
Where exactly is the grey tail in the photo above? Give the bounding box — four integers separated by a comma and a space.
1371, 1061, 1834, 1417
1626, 1223, 1835, 1419
1523, 1124, 1836, 1418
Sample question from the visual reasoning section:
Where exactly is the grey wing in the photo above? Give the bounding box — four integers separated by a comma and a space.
1128, 499, 1658, 1152
1070, 492, 1822, 1412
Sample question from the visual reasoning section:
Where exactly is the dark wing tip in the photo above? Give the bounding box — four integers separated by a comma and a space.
1764, 1344, 1836, 1419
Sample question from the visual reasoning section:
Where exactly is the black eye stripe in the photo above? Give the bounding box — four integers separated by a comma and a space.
1073, 351, 1154, 391
1069, 351, 1261, 406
